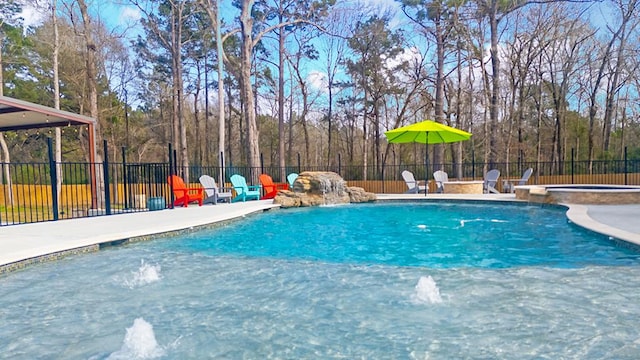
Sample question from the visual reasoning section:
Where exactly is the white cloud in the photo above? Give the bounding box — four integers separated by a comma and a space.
307, 70, 329, 93
119, 7, 141, 23
19, 4, 46, 29
384, 47, 422, 71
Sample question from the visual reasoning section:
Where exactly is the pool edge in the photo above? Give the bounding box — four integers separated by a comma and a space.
0, 202, 280, 276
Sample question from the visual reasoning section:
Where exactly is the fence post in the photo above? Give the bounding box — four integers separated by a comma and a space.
571, 148, 575, 184
260, 153, 264, 175
471, 150, 475, 179
122, 147, 129, 209
297, 153, 301, 173
624, 146, 628, 185
168, 143, 174, 208
103, 140, 111, 215
338, 153, 341, 175
47, 137, 59, 221
219, 151, 225, 187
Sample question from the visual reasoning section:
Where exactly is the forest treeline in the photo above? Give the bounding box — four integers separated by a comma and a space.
1, 0, 639, 180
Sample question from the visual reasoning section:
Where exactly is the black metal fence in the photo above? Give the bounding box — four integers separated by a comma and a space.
0, 140, 639, 226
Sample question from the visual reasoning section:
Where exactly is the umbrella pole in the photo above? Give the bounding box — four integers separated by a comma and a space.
425, 134, 429, 196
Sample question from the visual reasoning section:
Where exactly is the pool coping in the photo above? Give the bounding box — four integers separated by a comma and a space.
1, 194, 639, 275
565, 204, 640, 247
0, 201, 281, 275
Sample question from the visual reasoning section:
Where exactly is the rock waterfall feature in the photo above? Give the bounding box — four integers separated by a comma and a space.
274, 171, 376, 208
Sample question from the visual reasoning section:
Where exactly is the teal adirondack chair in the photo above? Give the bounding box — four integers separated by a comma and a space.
230, 174, 261, 202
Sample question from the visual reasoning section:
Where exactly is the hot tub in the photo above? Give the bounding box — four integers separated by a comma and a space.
515, 184, 640, 205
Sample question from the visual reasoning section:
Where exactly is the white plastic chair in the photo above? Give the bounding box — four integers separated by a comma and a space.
433, 170, 449, 193
503, 168, 533, 193
483, 169, 501, 194
199, 175, 233, 204
401, 170, 427, 194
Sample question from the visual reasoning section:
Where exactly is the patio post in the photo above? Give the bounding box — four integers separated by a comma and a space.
47, 137, 59, 221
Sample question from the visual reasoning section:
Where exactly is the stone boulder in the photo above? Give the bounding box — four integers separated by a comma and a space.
346, 186, 377, 203
274, 171, 376, 208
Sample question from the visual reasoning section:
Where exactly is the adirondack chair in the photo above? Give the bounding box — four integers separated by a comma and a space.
259, 174, 289, 199
483, 169, 501, 194
199, 175, 233, 204
503, 168, 534, 193
401, 170, 427, 194
433, 170, 449, 193
230, 174, 261, 202
168, 175, 204, 207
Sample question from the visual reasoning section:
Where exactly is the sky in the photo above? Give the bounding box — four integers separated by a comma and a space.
16, 0, 402, 95
15, 0, 615, 106
18, 0, 400, 36
19, 0, 142, 35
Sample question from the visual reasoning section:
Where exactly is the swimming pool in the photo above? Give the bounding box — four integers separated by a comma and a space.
2, 202, 640, 358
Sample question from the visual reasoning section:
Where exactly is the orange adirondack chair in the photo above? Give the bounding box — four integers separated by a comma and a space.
168, 175, 204, 207
259, 174, 289, 199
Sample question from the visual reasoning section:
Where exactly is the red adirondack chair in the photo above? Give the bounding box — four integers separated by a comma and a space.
168, 175, 204, 207
259, 174, 289, 199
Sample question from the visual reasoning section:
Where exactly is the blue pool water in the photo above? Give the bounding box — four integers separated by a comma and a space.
170, 202, 639, 268
2, 202, 640, 359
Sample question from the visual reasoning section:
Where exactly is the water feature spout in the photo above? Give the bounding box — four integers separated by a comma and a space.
108, 318, 165, 359
412, 276, 443, 304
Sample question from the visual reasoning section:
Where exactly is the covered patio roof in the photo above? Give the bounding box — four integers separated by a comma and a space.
0, 95, 100, 208
0, 95, 96, 131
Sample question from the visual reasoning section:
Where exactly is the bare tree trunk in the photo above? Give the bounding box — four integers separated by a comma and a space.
536, 63, 543, 175
480, 43, 491, 173
620, 100, 626, 158
172, 5, 189, 180
78, 0, 105, 209
226, 81, 234, 167
287, 68, 294, 165
488, 1, 500, 167
587, 7, 630, 169
603, 3, 636, 152
199, 0, 227, 182
277, 13, 286, 180
240, 0, 261, 173
433, 11, 445, 170
0, 133, 11, 205
53, 0, 62, 211
194, 63, 202, 166
0, 23, 13, 205
362, 70, 368, 181
204, 43, 210, 166
454, 48, 464, 179
215, 2, 225, 183
302, 112, 310, 166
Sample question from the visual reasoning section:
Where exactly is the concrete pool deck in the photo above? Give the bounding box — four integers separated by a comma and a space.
1, 194, 640, 274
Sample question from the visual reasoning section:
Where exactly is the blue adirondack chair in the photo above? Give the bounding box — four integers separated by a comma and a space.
230, 174, 261, 202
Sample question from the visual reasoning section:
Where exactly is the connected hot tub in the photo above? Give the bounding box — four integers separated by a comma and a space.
515, 184, 640, 204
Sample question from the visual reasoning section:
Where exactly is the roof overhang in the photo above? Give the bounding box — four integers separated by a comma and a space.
0, 95, 96, 131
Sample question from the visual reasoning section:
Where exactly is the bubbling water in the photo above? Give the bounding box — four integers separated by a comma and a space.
123, 260, 161, 289
107, 318, 165, 359
412, 275, 443, 304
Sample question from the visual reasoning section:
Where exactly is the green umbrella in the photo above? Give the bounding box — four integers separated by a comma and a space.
385, 120, 472, 195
